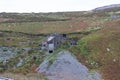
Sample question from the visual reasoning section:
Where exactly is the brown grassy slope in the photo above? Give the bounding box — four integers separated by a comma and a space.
0, 17, 107, 34
89, 26, 120, 80
97, 27, 120, 80
0, 18, 14, 22
69, 19, 120, 80
0, 73, 47, 80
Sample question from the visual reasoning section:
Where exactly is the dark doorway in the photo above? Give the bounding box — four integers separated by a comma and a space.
49, 50, 53, 53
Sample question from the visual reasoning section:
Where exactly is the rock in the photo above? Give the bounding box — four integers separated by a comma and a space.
113, 59, 116, 62
22, 47, 32, 53
0, 77, 13, 80
17, 58, 23, 67
106, 48, 110, 52
0, 46, 19, 60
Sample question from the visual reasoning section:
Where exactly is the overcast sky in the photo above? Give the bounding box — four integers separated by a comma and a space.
0, 0, 120, 13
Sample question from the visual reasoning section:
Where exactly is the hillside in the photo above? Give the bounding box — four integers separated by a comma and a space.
0, 12, 88, 23
93, 4, 120, 11
0, 4, 120, 80
69, 19, 120, 80
91, 4, 120, 17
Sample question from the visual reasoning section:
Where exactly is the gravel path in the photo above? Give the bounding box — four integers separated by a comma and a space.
36, 51, 102, 80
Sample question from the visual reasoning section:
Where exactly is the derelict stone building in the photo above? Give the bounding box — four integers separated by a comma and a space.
41, 33, 66, 53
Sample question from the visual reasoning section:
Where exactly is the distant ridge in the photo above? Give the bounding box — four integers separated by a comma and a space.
93, 4, 120, 11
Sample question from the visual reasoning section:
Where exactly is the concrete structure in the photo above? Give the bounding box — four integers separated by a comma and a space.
41, 33, 66, 53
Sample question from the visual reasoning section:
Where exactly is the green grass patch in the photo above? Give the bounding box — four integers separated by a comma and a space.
46, 49, 63, 66
68, 32, 104, 69
80, 33, 102, 42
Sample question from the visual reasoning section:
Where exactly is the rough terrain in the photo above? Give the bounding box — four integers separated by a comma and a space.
37, 51, 102, 80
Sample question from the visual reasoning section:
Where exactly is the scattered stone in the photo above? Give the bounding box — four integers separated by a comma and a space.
17, 58, 23, 67
22, 47, 32, 53
0, 46, 19, 60
0, 77, 13, 80
113, 59, 116, 62
106, 48, 110, 52
36, 51, 102, 80
0, 46, 32, 61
